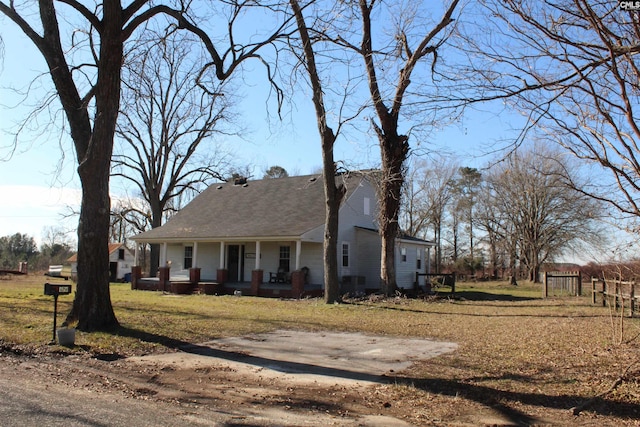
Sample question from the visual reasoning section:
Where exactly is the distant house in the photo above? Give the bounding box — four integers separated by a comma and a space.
67, 243, 135, 282
131, 172, 434, 297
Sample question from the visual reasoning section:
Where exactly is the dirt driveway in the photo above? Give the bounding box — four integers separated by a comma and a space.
4, 329, 561, 426
2, 330, 468, 426
122, 330, 461, 426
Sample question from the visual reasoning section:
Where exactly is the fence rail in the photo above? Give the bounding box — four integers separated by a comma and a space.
591, 278, 638, 317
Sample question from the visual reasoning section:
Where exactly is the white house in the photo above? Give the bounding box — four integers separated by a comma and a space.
67, 242, 135, 282
131, 171, 434, 297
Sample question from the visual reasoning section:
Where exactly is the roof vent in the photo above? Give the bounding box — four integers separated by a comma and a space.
242, 183, 249, 187
216, 185, 223, 190
309, 177, 317, 182
234, 177, 247, 186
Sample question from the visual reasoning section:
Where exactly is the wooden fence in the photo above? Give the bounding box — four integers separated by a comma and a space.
542, 271, 582, 297
591, 278, 638, 317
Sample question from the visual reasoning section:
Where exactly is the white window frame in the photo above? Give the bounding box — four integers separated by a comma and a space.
279, 245, 291, 271
184, 245, 193, 269
341, 242, 350, 268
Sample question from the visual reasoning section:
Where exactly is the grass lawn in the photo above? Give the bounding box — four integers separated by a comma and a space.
1, 274, 639, 424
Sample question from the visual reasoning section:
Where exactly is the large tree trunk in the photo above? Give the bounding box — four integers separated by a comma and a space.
490, 243, 498, 279
64, 1, 122, 331
323, 155, 344, 304
70, 152, 118, 331
356, 0, 458, 295
377, 132, 409, 296
530, 250, 541, 283
509, 235, 518, 286
433, 221, 440, 274
149, 245, 160, 278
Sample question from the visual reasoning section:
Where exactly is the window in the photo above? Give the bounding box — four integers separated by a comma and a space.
364, 197, 370, 215
184, 246, 193, 269
118, 249, 125, 260
279, 246, 290, 272
401, 247, 407, 262
342, 243, 350, 267
416, 248, 422, 270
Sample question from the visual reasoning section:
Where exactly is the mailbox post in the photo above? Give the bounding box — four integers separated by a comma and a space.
44, 283, 72, 344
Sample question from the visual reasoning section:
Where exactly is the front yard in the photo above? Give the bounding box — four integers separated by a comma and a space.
0, 274, 638, 425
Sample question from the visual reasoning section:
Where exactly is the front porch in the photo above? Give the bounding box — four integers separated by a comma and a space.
130, 266, 324, 299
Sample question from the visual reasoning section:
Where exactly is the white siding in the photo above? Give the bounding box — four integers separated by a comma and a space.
299, 243, 323, 285
166, 244, 189, 277
337, 177, 379, 282
195, 243, 221, 280
256, 242, 283, 282
355, 228, 381, 290
339, 178, 378, 230
395, 242, 428, 289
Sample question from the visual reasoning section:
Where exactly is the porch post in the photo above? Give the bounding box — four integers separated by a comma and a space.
160, 242, 167, 266
251, 241, 263, 296
295, 240, 301, 271
134, 244, 139, 266
219, 241, 225, 269
217, 241, 228, 284
190, 241, 200, 288
193, 241, 199, 267
255, 241, 261, 270
427, 246, 432, 275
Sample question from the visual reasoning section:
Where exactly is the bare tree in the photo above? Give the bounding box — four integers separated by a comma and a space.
401, 158, 457, 272
469, 1, 640, 230
331, 0, 462, 294
475, 177, 510, 281
445, 192, 462, 267
38, 226, 75, 271
452, 166, 482, 274
109, 196, 154, 269
486, 144, 602, 282
114, 28, 235, 277
109, 198, 147, 244
263, 165, 289, 179
289, 0, 349, 303
0, 1, 292, 331
41, 226, 74, 251
400, 163, 432, 240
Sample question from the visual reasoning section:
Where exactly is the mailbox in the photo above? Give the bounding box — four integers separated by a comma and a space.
44, 282, 72, 344
44, 283, 72, 296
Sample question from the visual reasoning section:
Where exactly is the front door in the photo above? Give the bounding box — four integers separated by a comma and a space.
227, 245, 245, 282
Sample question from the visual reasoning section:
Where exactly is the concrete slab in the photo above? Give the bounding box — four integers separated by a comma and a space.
129, 330, 458, 386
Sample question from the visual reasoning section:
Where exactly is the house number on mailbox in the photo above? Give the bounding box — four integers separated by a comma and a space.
44, 283, 71, 296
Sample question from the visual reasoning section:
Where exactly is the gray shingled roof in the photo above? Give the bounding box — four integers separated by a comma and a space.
133, 173, 364, 242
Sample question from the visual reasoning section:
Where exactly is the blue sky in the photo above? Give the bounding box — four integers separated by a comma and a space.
0, 11, 528, 249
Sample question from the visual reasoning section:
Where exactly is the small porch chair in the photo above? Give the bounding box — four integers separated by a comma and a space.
269, 267, 288, 283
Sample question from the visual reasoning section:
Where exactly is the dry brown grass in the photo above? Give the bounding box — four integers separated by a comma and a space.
1, 274, 639, 425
